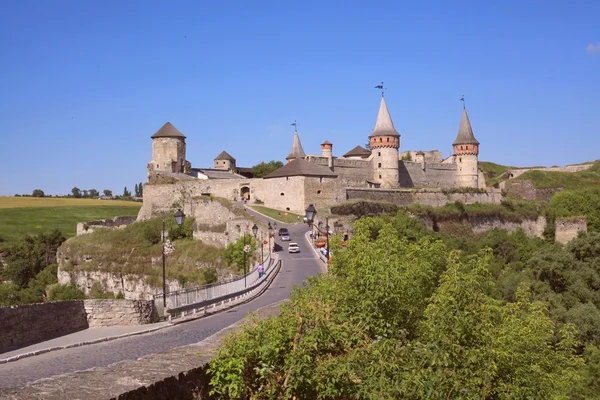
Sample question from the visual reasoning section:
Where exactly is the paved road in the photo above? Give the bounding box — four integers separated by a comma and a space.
0, 216, 323, 389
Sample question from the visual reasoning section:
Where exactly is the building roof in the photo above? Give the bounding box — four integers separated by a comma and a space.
286, 130, 307, 160
264, 158, 337, 179
343, 145, 372, 158
453, 108, 480, 145
151, 122, 186, 139
321, 140, 332, 146
191, 168, 245, 179
215, 151, 236, 161
368, 96, 400, 138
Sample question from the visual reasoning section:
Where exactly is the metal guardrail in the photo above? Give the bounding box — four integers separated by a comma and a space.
154, 253, 278, 319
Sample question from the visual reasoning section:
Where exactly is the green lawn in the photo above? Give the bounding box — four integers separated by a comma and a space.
0, 197, 141, 248
249, 205, 304, 223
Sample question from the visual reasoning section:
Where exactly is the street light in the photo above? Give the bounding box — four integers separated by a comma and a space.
268, 222, 274, 256
304, 204, 330, 262
163, 209, 185, 308
252, 223, 262, 263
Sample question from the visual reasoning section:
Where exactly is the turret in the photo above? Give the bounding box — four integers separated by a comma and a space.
286, 129, 306, 163
214, 151, 236, 171
147, 122, 187, 178
453, 107, 480, 188
321, 140, 333, 168
369, 96, 400, 187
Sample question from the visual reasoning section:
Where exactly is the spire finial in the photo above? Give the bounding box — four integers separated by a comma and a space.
460, 95, 466, 109
290, 120, 298, 132
374, 82, 385, 97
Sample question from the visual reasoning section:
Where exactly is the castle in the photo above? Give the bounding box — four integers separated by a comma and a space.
139, 95, 491, 219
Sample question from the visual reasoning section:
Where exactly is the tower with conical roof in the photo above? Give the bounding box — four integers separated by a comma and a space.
286, 128, 306, 164
214, 151, 237, 171
453, 107, 480, 188
148, 122, 187, 178
369, 95, 400, 187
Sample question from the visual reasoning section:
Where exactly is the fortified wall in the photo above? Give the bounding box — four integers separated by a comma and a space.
345, 188, 503, 207
399, 161, 457, 188
76, 215, 137, 236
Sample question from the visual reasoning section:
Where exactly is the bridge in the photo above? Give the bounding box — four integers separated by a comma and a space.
0, 209, 325, 399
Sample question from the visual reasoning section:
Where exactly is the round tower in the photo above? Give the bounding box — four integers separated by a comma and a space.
148, 122, 187, 178
369, 96, 400, 187
453, 107, 480, 188
321, 140, 333, 168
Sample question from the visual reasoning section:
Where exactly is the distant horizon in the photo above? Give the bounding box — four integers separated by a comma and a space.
1, 0, 598, 195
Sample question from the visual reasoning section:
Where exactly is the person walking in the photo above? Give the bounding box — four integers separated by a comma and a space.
258, 263, 264, 278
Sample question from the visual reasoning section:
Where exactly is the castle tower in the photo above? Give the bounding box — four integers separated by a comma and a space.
369, 96, 400, 187
453, 107, 480, 188
147, 122, 187, 178
321, 140, 333, 168
214, 151, 237, 171
286, 129, 306, 163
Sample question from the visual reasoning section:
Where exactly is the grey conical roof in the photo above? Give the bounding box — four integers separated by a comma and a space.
343, 145, 372, 158
453, 108, 479, 145
215, 151, 236, 161
151, 122, 186, 139
286, 130, 306, 160
369, 96, 400, 138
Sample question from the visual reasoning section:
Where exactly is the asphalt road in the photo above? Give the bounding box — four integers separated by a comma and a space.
0, 215, 323, 389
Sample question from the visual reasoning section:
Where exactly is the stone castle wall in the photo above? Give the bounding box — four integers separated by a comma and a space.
0, 300, 88, 353
0, 299, 159, 353
310, 156, 372, 187
399, 161, 457, 188
84, 299, 158, 327
508, 163, 593, 179
400, 150, 444, 163
76, 216, 137, 236
555, 217, 587, 244
346, 188, 503, 207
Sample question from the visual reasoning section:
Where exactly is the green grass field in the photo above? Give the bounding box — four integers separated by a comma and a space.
249, 205, 304, 223
0, 197, 141, 248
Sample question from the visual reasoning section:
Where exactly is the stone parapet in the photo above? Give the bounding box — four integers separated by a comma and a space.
84, 299, 159, 327
0, 301, 88, 353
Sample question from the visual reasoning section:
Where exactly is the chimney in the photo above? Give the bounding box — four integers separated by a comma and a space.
321, 141, 333, 169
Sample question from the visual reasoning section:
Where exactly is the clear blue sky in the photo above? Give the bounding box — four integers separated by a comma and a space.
1, 0, 599, 196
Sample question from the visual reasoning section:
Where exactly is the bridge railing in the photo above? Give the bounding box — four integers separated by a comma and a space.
154, 253, 277, 318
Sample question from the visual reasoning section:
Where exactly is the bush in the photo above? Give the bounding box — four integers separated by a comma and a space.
89, 281, 116, 299
48, 284, 86, 301
143, 225, 162, 245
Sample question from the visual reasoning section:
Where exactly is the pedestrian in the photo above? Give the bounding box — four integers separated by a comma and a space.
258, 263, 264, 278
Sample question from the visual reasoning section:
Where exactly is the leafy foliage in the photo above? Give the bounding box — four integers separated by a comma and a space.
209, 211, 586, 398
251, 160, 284, 178
222, 234, 256, 273
32, 189, 45, 197
550, 187, 600, 232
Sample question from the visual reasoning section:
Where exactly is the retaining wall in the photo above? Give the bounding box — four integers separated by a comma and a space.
84, 299, 159, 327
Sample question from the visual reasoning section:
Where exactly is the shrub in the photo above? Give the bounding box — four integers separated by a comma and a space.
48, 284, 86, 301
143, 225, 162, 244
89, 281, 116, 299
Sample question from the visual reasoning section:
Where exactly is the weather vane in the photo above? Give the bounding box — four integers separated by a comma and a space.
374, 82, 385, 97
460, 95, 466, 109
290, 120, 297, 131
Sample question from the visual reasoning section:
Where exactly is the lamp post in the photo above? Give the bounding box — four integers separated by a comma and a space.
304, 204, 331, 262
268, 222, 274, 257
252, 223, 261, 263
163, 209, 185, 308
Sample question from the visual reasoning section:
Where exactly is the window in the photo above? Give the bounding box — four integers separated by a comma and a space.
286, 207, 290, 211
379, 175, 382, 179
459, 157, 462, 162
378, 152, 381, 156
378, 163, 381, 168
280, 192, 284, 196
387, 137, 390, 142
317, 190, 321, 194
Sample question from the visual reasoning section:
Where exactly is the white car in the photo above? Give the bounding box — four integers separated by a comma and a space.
281, 234, 291, 241
288, 243, 300, 253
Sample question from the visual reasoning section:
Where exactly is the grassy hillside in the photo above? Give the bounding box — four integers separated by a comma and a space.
513, 161, 600, 189
0, 197, 141, 248
478, 161, 513, 187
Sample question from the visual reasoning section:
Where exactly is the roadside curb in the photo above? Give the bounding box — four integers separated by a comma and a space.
0, 323, 171, 364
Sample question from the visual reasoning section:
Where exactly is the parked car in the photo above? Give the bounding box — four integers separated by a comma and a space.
288, 243, 300, 253
281, 234, 291, 241
278, 227, 289, 236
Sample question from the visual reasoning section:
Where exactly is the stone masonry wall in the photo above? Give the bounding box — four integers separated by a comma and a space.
0, 301, 88, 353
399, 161, 457, 188
77, 216, 137, 236
555, 217, 587, 244
346, 188, 503, 207
84, 299, 159, 327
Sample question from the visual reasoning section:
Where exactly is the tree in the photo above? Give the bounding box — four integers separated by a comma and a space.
251, 160, 284, 178
82, 189, 89, 198
89, 188, 99, 198
123, 186, 131, 197
71, 187, 82, 198
103, 189, 112, 197
31, 189, 45, 197
134, 183, 139, 197
139, 182, 143, 197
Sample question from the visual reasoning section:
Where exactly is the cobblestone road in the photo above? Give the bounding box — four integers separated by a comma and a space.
0, 221, 322, 390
